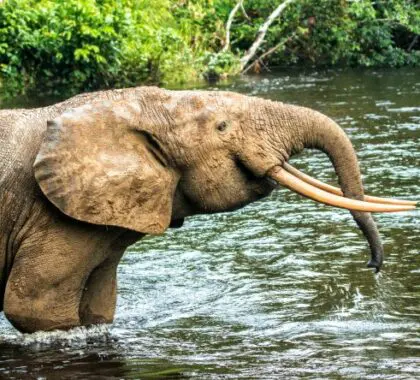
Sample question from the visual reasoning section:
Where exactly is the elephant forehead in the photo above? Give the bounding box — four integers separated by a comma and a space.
165, 90, 247, 113
166, 101, 244, 127
165, 93, 208, 113
164, 105, 217, 128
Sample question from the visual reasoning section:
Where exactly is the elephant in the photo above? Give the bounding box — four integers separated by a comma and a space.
0, 86, 416, 334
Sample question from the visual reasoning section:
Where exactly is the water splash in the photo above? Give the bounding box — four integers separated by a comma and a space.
0, 324, 110, 347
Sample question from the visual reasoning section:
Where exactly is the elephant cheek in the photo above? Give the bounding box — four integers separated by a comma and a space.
180, 174, 266, 213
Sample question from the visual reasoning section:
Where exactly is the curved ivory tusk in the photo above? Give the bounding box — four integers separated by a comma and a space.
268, 166, 416, 213
283, 163, 417, 206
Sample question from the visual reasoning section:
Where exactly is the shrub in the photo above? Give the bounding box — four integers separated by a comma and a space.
0, 0, 133, 97
0, 0, 204, 97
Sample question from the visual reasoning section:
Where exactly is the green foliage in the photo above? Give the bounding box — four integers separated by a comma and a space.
227, 0, 420, 68
199, 51, 240, 80
0, 0, 419, 98
0, 0, 203, 97
0, 0, 131, 96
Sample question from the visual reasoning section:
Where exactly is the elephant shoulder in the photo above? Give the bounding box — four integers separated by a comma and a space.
0, 109, 48, 198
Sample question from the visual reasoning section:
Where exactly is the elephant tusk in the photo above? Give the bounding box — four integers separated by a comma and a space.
283, 163, 417, 206
268, 166, 416, 213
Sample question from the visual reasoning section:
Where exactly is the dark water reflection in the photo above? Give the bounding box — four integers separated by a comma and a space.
1, 68, 419, 379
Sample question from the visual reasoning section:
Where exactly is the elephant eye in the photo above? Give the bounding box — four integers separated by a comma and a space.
216, 121, 228, 132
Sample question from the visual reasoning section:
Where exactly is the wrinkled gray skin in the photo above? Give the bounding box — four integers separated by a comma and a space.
0, 87, 383, 333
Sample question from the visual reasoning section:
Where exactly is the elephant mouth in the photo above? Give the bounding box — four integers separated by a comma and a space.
235, 158, 278, 191
267, 164, 417, 212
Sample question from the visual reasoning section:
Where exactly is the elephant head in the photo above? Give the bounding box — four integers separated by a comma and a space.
34, 87, 416, 272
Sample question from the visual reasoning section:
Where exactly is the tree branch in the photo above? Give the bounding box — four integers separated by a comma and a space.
222, 0, 244, 53
240, 1, 250, 21
408, 34, 418, 52
240, 0, 297, 71
242, 33, 296, 74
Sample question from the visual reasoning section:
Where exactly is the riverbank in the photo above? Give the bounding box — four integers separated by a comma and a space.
1, 0, 419, 99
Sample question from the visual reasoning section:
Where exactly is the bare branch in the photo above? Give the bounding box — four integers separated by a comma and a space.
240, 1, 250, 21
242, 34, 295, 74
240, 0, 297, 71
408, 35, 418, 52
222, 0, 244, 53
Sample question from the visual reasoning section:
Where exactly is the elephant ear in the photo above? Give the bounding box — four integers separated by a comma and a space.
34, 100, 179, 235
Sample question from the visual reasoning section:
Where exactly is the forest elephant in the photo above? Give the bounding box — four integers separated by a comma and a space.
0, 87, 416, 333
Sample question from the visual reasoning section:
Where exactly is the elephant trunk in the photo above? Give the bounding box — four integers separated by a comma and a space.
274, 104, 384, 271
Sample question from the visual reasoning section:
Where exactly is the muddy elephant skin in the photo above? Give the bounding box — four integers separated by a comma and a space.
0, 86, 387, 333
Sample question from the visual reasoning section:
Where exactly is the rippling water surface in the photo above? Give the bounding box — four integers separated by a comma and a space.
1, 69, 419, 379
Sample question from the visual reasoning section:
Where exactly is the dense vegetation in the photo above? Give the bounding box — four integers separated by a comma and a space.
0, 0, 418, 98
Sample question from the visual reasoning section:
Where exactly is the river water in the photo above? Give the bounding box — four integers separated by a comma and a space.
0, 69, 419, 379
